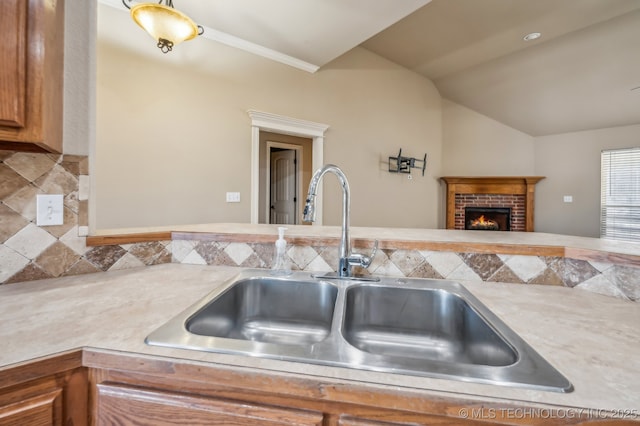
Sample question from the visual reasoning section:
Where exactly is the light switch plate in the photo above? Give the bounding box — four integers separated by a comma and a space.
226, 192, 241, 203
36, 194, 64, 226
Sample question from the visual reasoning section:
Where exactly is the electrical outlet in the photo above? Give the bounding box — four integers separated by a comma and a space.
36, 194, 64, 226
226, 192, 241, 203
563, 195, 573, 203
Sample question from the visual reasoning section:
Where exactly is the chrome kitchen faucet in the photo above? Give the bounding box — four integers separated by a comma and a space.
303, 164, 377, 278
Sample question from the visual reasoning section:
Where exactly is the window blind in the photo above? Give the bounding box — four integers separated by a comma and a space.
600, 147, 640, 242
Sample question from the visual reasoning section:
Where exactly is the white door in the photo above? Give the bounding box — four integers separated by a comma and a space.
270, 149, 297, 224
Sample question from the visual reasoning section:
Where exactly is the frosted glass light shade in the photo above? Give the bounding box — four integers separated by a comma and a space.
131, 3, 199, 52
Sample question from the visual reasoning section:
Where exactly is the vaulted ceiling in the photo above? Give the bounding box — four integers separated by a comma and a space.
362, 0, 640, 136
98, 0, 640, 136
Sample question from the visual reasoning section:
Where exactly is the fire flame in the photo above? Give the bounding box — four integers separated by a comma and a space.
470, 215, 499, 229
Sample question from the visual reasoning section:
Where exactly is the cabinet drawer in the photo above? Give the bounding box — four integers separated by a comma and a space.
96, 383, 324, 426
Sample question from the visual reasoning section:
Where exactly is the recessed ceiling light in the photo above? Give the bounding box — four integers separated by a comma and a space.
523, 32, 541, 41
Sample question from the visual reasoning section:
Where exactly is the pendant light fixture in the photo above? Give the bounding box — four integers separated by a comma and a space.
122, 0, 204, 53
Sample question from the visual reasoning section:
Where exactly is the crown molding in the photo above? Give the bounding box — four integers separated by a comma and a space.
247, 110, 329, 137
201, 26, 319, 73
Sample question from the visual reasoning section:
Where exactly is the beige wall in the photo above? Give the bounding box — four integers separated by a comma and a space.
96, 41, 442, 229
63, 3, 640, 238
63, 1, 94, 155
441, 99, 535, 176
534, 124, 640, 237
441, 100, 640, 238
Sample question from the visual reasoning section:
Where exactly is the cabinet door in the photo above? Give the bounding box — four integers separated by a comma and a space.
0, 387, 62, 426
0, 0, 64, 153
96, 383, 324, 426
0, 0, 28, 129
0, 365, 87, 426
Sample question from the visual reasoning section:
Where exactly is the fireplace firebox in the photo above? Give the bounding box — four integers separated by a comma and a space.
441, 176, 545, 232
465, 207, 511, 231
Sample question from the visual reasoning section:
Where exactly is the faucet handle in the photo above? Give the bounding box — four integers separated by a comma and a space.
348, 240, 379, 269
366, 240, 379, 268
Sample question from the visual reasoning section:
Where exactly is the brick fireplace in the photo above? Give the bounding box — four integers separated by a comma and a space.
440, 177, 545, 232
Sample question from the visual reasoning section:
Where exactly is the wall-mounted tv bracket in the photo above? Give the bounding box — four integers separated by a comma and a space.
388, 149, 427, 176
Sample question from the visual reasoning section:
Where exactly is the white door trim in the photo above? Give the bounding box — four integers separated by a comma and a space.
248, 110, 329, 225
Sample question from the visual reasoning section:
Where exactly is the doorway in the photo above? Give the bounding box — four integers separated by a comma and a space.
269, 144, 299, 224
259, 131, 313, 225
249, 110, 329, 225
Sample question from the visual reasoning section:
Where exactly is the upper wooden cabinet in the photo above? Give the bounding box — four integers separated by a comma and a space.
0, 0, 64, 153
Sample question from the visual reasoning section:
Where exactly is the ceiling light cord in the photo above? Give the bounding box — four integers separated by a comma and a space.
122, 0, 173, 9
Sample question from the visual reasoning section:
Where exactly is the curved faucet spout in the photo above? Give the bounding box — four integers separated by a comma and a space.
303, 165, 351, 276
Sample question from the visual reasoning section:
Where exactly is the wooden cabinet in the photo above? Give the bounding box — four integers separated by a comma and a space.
0, 386, 62, 426
95, 383, 324, 426
0, 0, 65, 153
2, 351, 639, 426
85, 351, 640, 426
338, 415, 468, 425
0, 352, 86, 426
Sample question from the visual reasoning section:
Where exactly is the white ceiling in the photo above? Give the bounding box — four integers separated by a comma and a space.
362, 0, 640, 136
98, 0, 430, 71
98, 0, 640, 136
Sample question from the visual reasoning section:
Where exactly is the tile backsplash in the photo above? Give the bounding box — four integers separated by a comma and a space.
0, 149, 638, 302
169, 237, 639, 302
0, 150, 90, 282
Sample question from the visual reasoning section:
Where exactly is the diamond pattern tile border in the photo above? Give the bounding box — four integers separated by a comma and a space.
165, 237, 640, 302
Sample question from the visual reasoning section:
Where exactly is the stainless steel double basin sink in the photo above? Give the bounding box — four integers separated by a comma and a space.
146, 270, 572, 392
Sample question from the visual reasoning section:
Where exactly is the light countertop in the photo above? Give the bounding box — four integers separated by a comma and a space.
1, 264, 639, 411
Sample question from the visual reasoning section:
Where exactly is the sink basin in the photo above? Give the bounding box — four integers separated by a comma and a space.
343, 285, 517, 366
186, 277, 338, 345
146, 270, 573, 393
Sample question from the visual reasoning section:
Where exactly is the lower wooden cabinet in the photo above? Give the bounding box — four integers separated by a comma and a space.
0, 388, 62, 426
85, 350, 640, 426
338, 415, 464, 425
2, 351, 639, 426
0, 353, 86, 426
95, 383, 324, 426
